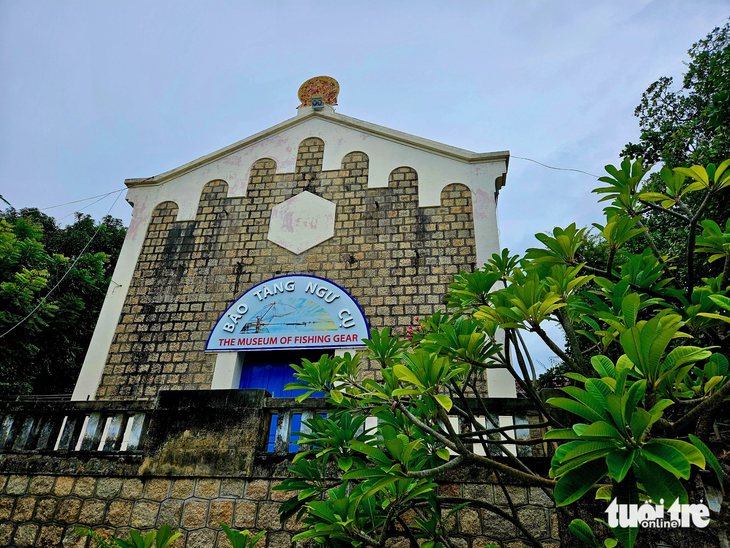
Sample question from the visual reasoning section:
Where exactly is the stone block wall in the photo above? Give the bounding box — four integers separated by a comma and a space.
0, 392, 557, 547
0, 473, 560, 548
98, 138, 477, 400
0, 474, 302, 548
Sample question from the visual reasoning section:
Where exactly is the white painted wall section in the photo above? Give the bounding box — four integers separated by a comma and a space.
72, 187, 159, 400
211, 352, 243, 390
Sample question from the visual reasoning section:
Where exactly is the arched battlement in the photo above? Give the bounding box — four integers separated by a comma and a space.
149, 200, 180, 226
299, 136, 324, 148
201, 179, 230, 196
340, 151, 369, 187
296, 137, 325, 176
341, 150, 369, 168
439, 182, 473, 207
195, 180, 230, 223
248, 158, 278, 182
387, 166, 419, 194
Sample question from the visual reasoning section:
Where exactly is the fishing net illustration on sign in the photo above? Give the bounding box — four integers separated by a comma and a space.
206, 274, 369, 351
238, 299, 337, 334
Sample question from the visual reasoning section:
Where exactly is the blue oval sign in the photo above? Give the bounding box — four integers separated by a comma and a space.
206, 275, 369, 351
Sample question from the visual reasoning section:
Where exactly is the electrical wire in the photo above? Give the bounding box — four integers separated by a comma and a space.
0, 189, 124, 340
39, 188, 126, 211
10, 155, 595, 214
11, 175, 155, 213
23, 158, 597, 213
28, 157, 597, 214
511, 155, 600, 179
55, 192, 120, 223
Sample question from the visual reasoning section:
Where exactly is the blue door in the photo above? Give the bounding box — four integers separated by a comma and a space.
239, 350, 330, 451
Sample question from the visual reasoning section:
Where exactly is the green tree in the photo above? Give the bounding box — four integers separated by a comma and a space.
273, 157, 729, 548
0, 209, 126, 395
622, 22, 730, 167
619, 21, 730, 291
279, 31, 730, 540
5, 208, 126, 276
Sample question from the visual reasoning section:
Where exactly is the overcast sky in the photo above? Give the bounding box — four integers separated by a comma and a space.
1, 0, 728, 368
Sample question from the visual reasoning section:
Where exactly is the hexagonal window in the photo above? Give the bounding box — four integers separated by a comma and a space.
267, 191, 336, 254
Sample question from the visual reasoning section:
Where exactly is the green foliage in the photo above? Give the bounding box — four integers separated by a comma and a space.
295, 412, 374, 467
525, 223, 589, 266
568, 519, 617, 548
362, 328, 409, 368
285, 353, 357, 403
592, 215, 646, 264
220, 525, 266, 548
695, 218, 730, 263
594, 159, 652, 215
446, 268, 502, 310
620, 22, 730, 291
547, 353, 707, 508
74, 524, 180, 548
675, 158, 730, 193
0, 209, 126, 394
275, 158, 730, 548
272, 23, 730, 548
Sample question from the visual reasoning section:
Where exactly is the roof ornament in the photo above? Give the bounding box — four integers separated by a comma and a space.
298, 76, 339, 110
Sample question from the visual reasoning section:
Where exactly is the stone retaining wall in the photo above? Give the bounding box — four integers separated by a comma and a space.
0, 390, 556, 547
0, 473, 560, 548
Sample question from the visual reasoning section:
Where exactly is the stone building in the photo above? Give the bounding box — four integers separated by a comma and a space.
0, 78, 559, 547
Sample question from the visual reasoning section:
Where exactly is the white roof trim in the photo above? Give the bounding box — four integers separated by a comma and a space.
127, 109, 509, 188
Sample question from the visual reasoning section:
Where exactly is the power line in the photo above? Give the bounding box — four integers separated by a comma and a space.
511, 155, 600, 178
56, 190, 122, 223
0, 190, 124, 340
39, 188, 127, 211
31, 175, 154, 212
23, 157, 599, 214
